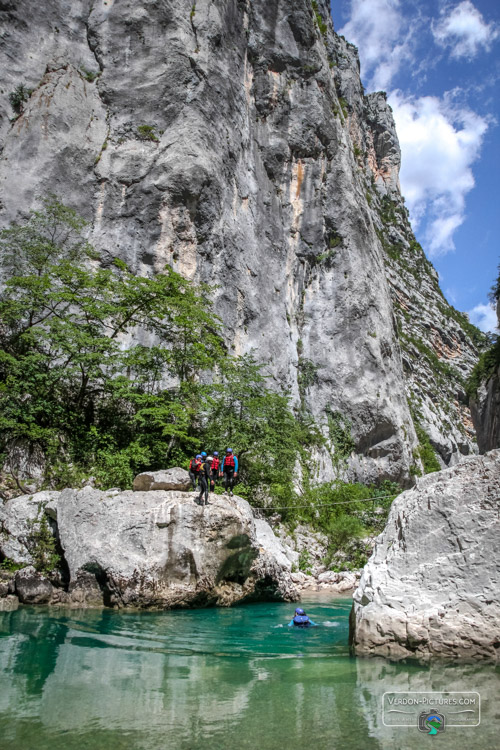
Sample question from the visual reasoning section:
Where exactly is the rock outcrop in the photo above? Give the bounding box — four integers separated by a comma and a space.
0, 481, 298, 609
0, 0, 484, 486
0, 490, 60, 564
350, 450, 500, 661
133, 468, 192, 492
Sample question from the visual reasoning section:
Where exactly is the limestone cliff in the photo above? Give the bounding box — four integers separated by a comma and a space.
0, 0, 483, 484
470, 299, 500, 452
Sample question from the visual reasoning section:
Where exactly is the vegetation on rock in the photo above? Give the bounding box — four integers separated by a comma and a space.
0, 198, 321, 496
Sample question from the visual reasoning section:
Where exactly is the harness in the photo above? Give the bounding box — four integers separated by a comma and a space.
224, 454, 235, 469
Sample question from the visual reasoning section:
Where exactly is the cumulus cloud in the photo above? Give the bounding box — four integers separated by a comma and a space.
388, 91, 489, 255
467, 303, 499, 333
338, 0, 417, 90
432, 1, 499, 59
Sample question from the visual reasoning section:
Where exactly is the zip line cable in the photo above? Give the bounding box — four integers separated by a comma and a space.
118, 490, 404, 516
251, 492, 402, 511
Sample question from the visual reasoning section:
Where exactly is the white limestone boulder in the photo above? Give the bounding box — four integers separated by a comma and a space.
350, 450, 500, 661
132, 468, 191, 492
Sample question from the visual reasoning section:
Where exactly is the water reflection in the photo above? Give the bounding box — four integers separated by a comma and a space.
0, 601, 498, 750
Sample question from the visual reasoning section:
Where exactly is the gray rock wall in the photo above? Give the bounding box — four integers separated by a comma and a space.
0, 1, 482, 483
471, 299, 500, 453
350, 450, 500, 661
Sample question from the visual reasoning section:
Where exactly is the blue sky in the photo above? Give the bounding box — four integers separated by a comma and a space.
330, 0, 499, 332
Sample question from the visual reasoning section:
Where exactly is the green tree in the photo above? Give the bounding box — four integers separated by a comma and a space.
0, 198, 225, 485
200, 354, 323, 503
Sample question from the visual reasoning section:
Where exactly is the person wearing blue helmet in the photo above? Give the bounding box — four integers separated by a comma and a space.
288, 607, 317, 628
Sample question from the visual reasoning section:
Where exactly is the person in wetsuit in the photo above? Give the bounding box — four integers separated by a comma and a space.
198, 455, 213, 507
288, 608, 317, 628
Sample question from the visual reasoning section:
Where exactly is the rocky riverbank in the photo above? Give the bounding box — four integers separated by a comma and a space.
350, 449, 500, 662
0, 469, 302, 610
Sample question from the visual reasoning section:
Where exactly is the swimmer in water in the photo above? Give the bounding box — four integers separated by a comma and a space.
288, 607, 317, 628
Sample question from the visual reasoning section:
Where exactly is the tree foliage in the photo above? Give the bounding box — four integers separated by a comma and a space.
0, 198, 322, 493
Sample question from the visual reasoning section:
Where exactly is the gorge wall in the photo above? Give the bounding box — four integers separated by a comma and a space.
470, 297, 500, 453
0, 0, 484, 484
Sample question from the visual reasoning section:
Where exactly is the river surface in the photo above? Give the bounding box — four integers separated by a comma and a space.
0, 593, 498, 750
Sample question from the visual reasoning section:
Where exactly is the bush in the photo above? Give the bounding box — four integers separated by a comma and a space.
466, 340, 500, 399
26, 511, 60, 575
414, 423, 441, 474
137, 125, 159, 142
9, 84, 32, 116
80, 68, 100, 83
326, 514, 364, 549
298, 549, 312, 575
0, 557, 23, 573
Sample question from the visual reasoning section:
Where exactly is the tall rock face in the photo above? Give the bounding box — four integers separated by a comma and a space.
0, 1, 483, 483
470, 299, 500, 453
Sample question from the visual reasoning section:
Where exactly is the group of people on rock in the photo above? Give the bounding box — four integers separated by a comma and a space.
188, 449, 239, 506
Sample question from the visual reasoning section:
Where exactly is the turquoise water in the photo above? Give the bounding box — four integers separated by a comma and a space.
0, 594, 498, 750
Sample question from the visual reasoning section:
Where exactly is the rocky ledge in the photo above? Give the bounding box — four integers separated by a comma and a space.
350, 449, 500, 661
0, 470, 298, 609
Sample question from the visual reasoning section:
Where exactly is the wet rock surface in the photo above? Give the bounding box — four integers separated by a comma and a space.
350, 450, 500, 661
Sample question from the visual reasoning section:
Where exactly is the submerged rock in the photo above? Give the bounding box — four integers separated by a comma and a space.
133, 467, 191, 492
0, 595, 19, 612
55, 486, 297, 609
350, 450, 500, 661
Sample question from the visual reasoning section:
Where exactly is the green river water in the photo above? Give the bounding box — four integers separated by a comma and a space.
0, 593, 498, 750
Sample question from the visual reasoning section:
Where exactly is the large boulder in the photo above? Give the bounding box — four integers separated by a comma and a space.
133, 468, 191, 492
0, 491, 60, 564
56, 486, 298, 609
350, 450, 500, 661
15, 566, 54, 605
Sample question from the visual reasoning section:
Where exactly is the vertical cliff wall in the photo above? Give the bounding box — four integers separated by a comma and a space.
470, 298, 500, 453
0, 0, 483, 483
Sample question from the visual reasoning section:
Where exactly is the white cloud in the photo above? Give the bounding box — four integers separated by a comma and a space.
389, 91, 489, 255
467, 303, 499, 333
432, 1, 498, 59
338, 0, 416, 90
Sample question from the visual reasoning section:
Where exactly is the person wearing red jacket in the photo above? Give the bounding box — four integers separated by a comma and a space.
188, 455, 202, 490
221, 449, 238, 496
210, 451, 220, 493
